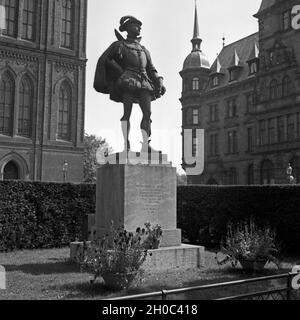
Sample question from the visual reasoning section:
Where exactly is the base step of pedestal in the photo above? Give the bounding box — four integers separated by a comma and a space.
142, 244, 205, 271
70, 242, 205, 271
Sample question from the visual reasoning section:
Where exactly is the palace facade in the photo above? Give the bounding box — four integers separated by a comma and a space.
181, 0, 300, 185
0, 0, 87, 182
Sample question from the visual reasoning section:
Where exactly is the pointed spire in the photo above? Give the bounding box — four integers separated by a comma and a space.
193, 1, 200, 39
191, 0, 202, 52
222, 35, 226, 48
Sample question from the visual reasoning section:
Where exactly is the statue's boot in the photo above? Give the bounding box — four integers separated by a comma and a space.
141, 140, 160, 154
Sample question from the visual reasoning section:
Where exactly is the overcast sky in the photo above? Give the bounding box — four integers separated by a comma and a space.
86, 0, 262, 172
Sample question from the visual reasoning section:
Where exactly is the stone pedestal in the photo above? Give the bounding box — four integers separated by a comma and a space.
71, 155, 205, 271
96, 163, 181, 247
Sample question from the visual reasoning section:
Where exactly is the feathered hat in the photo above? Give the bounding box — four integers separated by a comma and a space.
119, 16, 142, 32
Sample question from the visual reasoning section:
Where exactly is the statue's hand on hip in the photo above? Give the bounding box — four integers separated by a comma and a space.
156, 77, 166, 97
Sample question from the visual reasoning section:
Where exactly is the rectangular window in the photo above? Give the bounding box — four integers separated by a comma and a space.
268, 119, 276, 145
227, 98, 237, 118
247, 127, 254, 152
259, 120, 266, 145
209, 134, 219, 157
209, 104, 219, 122
282, 10, 290, 31
277, 116, 285, 143
192, 78, 200, 91
212, 76, 219, 87
2, 0, 17, 37
227, 130, 237, 154
22, 0, 35, 41
246, 93, 254, 113
61, 0, 73, 49
229, 70, 235, 82
287, 114, 295, 141
192, 109, 199, 125
249, 62, 258, 75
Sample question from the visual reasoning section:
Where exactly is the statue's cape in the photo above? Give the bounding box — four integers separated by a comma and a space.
94, 42, 116, 94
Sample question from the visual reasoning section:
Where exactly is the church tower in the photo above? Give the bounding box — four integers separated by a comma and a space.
0, 0, 87, 182
180, 2, 210, 180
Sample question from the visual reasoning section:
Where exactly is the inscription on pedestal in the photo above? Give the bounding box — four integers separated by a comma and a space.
96, 165, 179, 246
137, 183, 165, 224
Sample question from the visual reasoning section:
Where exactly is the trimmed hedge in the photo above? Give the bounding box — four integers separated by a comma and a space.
1, 182, 300, 253
177, 185, 300, 252
0, 181, 95, 251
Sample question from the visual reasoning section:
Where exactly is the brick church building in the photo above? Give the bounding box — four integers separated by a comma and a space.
0, 0, 87, 182
181, 0, 300, 185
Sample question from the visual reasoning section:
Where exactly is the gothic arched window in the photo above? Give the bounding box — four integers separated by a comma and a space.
22, 0, 36, 41
192, 78, 199, 91
282, 76, 291, 97
61, 0, 74, 49
261, 159, 275, 185
270, 79, 279, 100
0, 72, 14, 135
2, 0, 18, 37
58, 82, 72, 141
18, 77, 32, 137
3, 161, 19, 180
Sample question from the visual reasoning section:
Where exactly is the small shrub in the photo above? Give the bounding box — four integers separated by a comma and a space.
217, 218, 280, 271
137, 222, 163, 250
80, 224, 149, 290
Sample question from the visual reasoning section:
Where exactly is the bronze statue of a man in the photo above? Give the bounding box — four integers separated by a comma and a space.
94, 16, 166, 153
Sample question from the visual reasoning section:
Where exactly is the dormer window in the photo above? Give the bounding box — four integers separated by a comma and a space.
229, 69, 235, 82
212, 76, 219, 87
249, 61, 258, 75
192, 78, 200, 91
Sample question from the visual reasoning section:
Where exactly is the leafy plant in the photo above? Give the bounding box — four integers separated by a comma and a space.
216, 218, 280, 269
137, 222, 163, 250
79, 223, 149, 288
